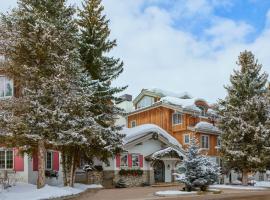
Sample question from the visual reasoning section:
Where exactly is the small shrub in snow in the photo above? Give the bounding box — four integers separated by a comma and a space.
174, 137, 220, 191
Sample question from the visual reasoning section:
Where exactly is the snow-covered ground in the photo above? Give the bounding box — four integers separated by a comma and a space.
254, 181, 270, 187
0, 182, 102, 200
210, 184, 267, 190
155, 190, 197, 197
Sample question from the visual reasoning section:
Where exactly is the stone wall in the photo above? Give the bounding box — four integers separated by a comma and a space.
114, 170, 149, 187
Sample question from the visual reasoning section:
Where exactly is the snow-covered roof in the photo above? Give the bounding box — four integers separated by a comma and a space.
147, 88, 192, 99
160, 96, 201, 113
121, 124, 182, 148
194, 122, 220, 133
151, 147, 185, 160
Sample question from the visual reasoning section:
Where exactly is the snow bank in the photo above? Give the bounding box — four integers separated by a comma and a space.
155, 190, 196, 197
0, 182, 102, 200
121, 124, 182, 148
195, 121, 220, 133
210, 184, 267, 190
254, 181, 270, 187
152, 147, 185, 159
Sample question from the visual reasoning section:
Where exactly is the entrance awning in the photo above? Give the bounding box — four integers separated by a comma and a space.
145, 147, 185, 161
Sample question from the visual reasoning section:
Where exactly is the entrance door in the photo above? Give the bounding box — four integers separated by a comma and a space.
153, 160, 165, 183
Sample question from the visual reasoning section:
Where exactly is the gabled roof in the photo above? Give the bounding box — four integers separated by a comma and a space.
121, 124, 182, 149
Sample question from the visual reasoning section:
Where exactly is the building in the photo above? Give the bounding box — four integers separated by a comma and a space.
127, 88, 221, 164
0, 74, 63, 185
115, 94, 134, 127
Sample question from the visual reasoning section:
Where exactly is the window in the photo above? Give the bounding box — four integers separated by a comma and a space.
0, 76, 13, 98
131, 120, 136, 128
46, 151, 53, 170
132, 154, 139, 167
201, 135, 209, 149
172, 112, 182, 125
217, 136, 221, 147
137, 96, 154, 109
0, 149, 13, 170
120, 154, 128, 167
183, 134, 190, 144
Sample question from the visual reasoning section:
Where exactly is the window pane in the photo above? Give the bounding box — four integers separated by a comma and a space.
184, 135, 189, 143
132, 155, 139, 167
120, 155, 127, 167
46, 152, 52, 169
0, 77, 5, 97
0, 151, 5, 169
5, 78, 13, 97
6, 150, 13, 169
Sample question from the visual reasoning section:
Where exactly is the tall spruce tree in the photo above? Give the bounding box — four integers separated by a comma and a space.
217, 51, 270, 185
0, 0, 78, 188
77, 0, 126, 160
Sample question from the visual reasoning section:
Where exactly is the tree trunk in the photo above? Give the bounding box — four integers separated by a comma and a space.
61, 151, 68, 186
37, 140, 46, 189
242, 169, 249, 186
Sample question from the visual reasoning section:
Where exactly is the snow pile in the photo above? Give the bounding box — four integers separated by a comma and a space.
254, 181, 270, 187
160, 96, 201, 112
210, 184, 267, 190
0, 182, 102, 200
155, 190, 196, 197
121, 124, 182, 148
195, 122, 220, 133
147, 88, 192, 99
173, 173, 185, 181
151, 147, 185, 159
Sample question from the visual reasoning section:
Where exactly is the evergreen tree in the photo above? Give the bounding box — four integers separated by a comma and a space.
0, 0, 78, 188
175, 138, 219, 191
217, 51, 270, 185
77, 0, 125, 159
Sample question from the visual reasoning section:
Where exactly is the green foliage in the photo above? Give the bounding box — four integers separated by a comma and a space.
119, 169, 144, 176
217, 50, 270, 172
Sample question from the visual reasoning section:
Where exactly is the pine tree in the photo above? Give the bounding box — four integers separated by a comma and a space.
217, 51, 270, 185
175, 138, 219, 191
77, 0, 125, 160
0, 0, 78, 188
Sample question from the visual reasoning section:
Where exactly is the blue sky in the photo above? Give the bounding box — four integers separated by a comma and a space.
1, 0, 270, 102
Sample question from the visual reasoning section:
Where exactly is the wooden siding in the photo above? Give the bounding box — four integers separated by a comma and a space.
127, 106, 220, 156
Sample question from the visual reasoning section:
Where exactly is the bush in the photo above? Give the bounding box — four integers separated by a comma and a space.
119, 169, 143, 176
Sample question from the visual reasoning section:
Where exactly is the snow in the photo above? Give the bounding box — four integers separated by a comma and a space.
173, 173, 185, 181
210, 184, 267, 190
147, 88, 192, 99
0, 182, 103, 200
121, 124, 182, 148
195, 121, 220, 133
160, 96, 201, 112
254, 181, 270, 187
155, 190, 196, 197
151, 147, 185, 159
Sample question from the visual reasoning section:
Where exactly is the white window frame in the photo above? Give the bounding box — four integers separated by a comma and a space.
46, 151, 53, 170
0, 75, 13, 99
120, 154, 128, 167
131, 120, 136, 128
201, 135, 209, 149
0, 149, 14, 170
131, 154, 139, 168
172, 112, 182, 125
183, 134, 190, 144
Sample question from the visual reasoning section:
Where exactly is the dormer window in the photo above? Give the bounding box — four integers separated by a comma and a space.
137, 96, 154, 109
0, 76, 13, 98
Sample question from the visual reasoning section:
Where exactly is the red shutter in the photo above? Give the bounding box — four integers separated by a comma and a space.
128, 154, 132, 168
32, 153, 38, 171
139, 155, 143, 168
13, 148, 24, 172
53, 151, 59, 171
116, 154, 120, 168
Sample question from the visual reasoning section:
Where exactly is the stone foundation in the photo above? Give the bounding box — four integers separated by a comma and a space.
114, 171, 149, 187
